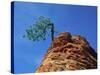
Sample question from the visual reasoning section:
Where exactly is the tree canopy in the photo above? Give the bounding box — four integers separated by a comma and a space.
23, 16, 56, 41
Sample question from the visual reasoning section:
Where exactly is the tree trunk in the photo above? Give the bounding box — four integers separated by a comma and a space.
51, 23, 54, 41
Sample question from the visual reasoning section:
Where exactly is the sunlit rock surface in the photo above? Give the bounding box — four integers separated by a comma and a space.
35, 32, 97, 72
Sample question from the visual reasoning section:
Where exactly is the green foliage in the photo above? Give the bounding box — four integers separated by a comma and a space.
23, 16, 55, 41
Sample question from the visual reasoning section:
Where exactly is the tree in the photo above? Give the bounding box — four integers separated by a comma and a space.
23, 16, 55, 42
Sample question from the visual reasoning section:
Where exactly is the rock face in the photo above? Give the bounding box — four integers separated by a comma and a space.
35, 32, 97, 72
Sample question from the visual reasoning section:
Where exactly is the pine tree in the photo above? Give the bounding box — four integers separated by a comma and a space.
23, 16, 55, 41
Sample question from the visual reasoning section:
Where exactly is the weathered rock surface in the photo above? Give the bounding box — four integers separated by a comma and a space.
35, 32, 97, 72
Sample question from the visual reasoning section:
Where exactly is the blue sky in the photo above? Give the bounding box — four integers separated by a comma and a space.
12, 1, 97, 74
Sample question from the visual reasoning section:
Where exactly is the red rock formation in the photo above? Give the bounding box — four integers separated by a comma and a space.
35, 32, 97, 72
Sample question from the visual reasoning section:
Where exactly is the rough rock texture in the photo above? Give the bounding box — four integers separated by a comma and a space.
35, 32, 97, 72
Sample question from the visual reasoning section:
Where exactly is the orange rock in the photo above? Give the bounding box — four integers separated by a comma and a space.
35, 32, 97, 73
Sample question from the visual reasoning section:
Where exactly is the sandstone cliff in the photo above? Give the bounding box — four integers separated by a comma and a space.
35, 32, 97, 72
